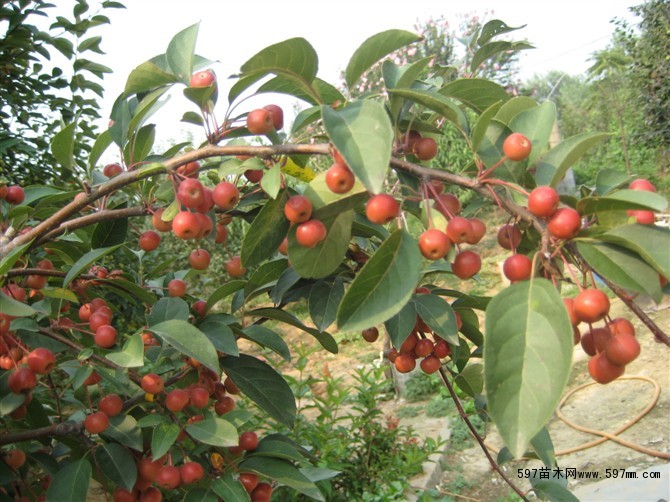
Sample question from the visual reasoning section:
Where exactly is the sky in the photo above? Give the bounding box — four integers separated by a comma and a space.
90, 0, 640, 144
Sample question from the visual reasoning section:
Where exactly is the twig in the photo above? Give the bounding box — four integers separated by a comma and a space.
0, 421, 84, 446
436, 366, 530, 502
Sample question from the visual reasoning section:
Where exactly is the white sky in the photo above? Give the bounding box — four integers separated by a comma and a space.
92, 0, 639, 144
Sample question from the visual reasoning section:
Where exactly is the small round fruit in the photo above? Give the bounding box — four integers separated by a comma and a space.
564, 298, 579, 326
215, 396, 236, 415
362, 327, 379, 343
278, 237, 289, 256
403, 130, 422, 151
113, 487, 139, 502
606, 317, 635, 337
189, 387, 210, 409
547, 207, 581, 240
84, 411, 110, 434
284, 195, 313, 223
433, 339, 450, 359
215, 223, 228, 244
180, 462, 204, 484
365, 194, 399, 225
295, 219, 327, 248
4, 449, 26, 470
195, 213, 213, 239
325, 163, 355, 194
497, 224, 522, 250
99, 393, 123, 417
165, 389, 190, 412
177, 179, 205, 209
399, 333, 418, 353
446, 216, 473, 244
251, 482, 273, 502
466, 218, 486, 244
152, 208, 173, 233
141, 373, 164, 394
192, 300, 207, 318
139, 231, 161, 252
190, 69, 216, 87
8, 367, 37, 394
177, 161, 200, 178
414, 338, 434, 358
418, 229, 451, 260
394, 353, 416, 373
103, 163, 123, 178
226, 256, 247, 277
212, 182, 240, 210
580, 327, 612, 356
5, 186, 25, 205
434, 193, 461, 217
605, 333, 640, 366
628, 179, 655, 192
528, 186, 560, 218
139, 487, 162, 502
452, 251, 481, 279
168, 279, 187, 297
588, 352, 625, 384
246, 108, 274, 135
503, 254, 533, 282
263, 104, 284, 130
413, 137, 438, 160
27, 347, 55, 374
239, 431, 259, 451
573, 288, 610, 324
244, 169, 264, 183
627, 209, 655, 225
189, 249, 211, 270
138, 457, 165, 482
420, 355, 441, 374
155, 465, 181, 490
172, 211, 201, 240
503, 132, 532, 161
239, 472, 259, 494
95, 325, 118, 348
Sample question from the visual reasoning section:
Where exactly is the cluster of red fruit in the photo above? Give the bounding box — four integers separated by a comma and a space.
564, 288, 641, 384
0, 184, 25, 205
79, 297, 118, 348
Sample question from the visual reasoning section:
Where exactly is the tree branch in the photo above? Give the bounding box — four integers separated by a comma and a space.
0, 421, 84, 446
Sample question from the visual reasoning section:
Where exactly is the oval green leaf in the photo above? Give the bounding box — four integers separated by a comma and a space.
598, 224, 670, 279
308, 277, 344, 332
321, 101, 393, 195
46, 459, 91, 502
484, 279, 572, 458
150, 320, 220, 373
166, 22, 199, 83
105, 333, 144, 368
577, 189, 668, 215
186, 416, 238, 447
101, 415, 143, 451
152, 422, 181, 458
242, 325, 291, 362
94, 443, 137, 492
337, 229, 421, 331
238, 457, 324, 502
241, 190, 290, 267
414, 294, 459, 344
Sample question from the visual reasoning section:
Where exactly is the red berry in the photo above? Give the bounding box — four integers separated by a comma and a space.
605, 333, 640, 366
295, 219, 327, 248
503, 132, 532, 161
152, 208, 173, 233
588, 352, 624, 384
497, 224, 522, 250
418, 229, 451, 260
362, 327, 379, 342
325, 163, 355, 194
95, 325, 118, 348
239, 431, 259, 451
528, 186, 559, 218
628, 179, 655, 192
6, 186, 25, 204
4, 449, 26, 470
225, 256, 247, 277
99, 394, 123, 417
103, 163, 123, 178
394, 353, 416, 373
215, 396, 236, 415
420, 355, 441, 374
627, 209, 655, 225
263, 104, 284, 130
172, 211, 201, 240
239, 472, 259, 493
168, 279, 187, 297
189, 249, 211, 270
452, 251, 481, 279
251, 482, 273, 502
189, 69, 216, 87
180, 461, 205, 484
165, 389, 190, 412
27, 348, 55, 375
247, 109, 274, 135
141, 373, 164, 394
212, 182, 240, 210
84, 411, 110, 434
466, 218, 486, 244
573, 288, 610, 324
284, 195, 313, 223
413, 137, 438, 160
365, 194, 399, 225
547, 207, 581, 240
155, 465, 181, 490
139, 231, 161, 252
8, 367, 37, 394
446, 216, 473, 244
502, 254, 533, 282
177, 178, 205, 209
189, 386, 210, 409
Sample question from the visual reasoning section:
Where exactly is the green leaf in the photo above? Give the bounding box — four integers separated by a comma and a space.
535, 133, 611, 187
91, 217, 128, 248
303, 172, 368, 219
597, 224, 670, 279
130, 123, 156, 163
101, 415, 143, 451
250, 439, 306, 463
454, 363, 484, 397
183, 84, 217, 112
384, 300, 417, 349
322, 101, 393, 194
242, 325, 291, 362
241, 190, 290, 267
186, 416, 238, 446
440, 79, 510, 113
0, 291, 36, 317
183, 488, 219, 502
260, 162, 281, 199
576, 241, 662, 302
530, 427, 556, 468
337, 229, 421, 331
383, 57, 432, 121
308, 277, 344, 331
50, 122, 77, 171
239, 457, 324, 501
211, 474, 250, 502
387, 88, 463, 128
484, 279, 573, 458
509, 101, 556, 166
63, 245, 122, 287
106, 333, 144, 367
288, 211, 353, 279
0, 240, 33, 277
344, 29, 421, 89
150, 320, 220, 373
151, 422, 181, 459
414, 294, 459, 344
125, 61, 178, 95
239, 38, 319, 102
595, 169, 630, 195
478, 20, 527, 45
206, 281, 245, 311
248, 308, 337, 353
471, 41, 534, 74
46, 459, 91, 502
182, 111, 205, 126
88, 130, 113, 172
471, 101, 504, 150
531, 480, 579, 502
577, 189, 668, 215
197, 315, 239, 356
94, 444, 137, 492
220, 354, 296, 428
258, 76, 343, 106
495, 96, 538, 125
166, 22, 199, 83
147, 297, 190, 325
245, 259, 288, 299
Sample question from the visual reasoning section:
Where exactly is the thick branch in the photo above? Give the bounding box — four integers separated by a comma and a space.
0, 421, 84, 446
